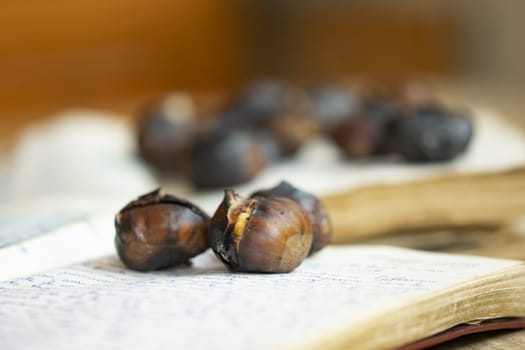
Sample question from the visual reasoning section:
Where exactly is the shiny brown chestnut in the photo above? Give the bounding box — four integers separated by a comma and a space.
251, 181, 332, 255
210, 189, 313, 273
115, 189, 210, 271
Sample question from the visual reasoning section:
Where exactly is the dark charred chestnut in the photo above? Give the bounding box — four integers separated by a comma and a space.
115, 189, 210, 271
138, 93, 198, 172
251, 181, 332, 255
210, 189, 313, 273
189, 128, 274, 189
388, 104, 473, 162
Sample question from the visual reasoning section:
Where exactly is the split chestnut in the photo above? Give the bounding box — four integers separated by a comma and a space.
209, 189, 313, 273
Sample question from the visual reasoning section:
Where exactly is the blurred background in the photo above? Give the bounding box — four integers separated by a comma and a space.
1, 0, 525, 141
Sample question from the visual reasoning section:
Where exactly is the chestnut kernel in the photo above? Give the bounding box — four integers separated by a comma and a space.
251, 181, 332, 255
210, 189, 313, 273
115, 189, 210, 271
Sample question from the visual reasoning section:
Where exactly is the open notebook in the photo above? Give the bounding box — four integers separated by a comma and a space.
1, 246, 524, 350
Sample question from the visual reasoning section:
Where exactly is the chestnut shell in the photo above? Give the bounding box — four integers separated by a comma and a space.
210, 189, 313, 273
251, 181, 332, 255
115, 189, 210, 271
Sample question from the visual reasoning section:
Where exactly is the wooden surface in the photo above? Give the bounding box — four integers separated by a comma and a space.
0, 1, 249, 107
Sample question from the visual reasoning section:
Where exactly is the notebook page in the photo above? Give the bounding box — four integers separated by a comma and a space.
0, 246, 519, 350
0, 204, 95, 248
0, 213, 114, 281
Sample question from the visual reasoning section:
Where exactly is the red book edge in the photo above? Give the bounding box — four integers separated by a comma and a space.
397, 317, 525, 350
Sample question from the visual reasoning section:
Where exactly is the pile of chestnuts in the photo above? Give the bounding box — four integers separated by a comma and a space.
115, 181, 332, 273
138, 81, 474, 189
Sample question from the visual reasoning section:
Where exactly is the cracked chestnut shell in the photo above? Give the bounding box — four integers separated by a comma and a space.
251, 181, 332, 255
210, 189, 313, 273
115, 189, 210, 271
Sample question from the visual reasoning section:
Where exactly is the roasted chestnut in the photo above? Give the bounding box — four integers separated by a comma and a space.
115, 189, 210, 271
388, 104, 473, 162
137, 93, 198, 172
189, 128, 274, 189
224, 80, 294, 127
219, 80, 316, 157
210, 189, 313, 273
331, 116, 385, 158
331, 99, 398, 158
251, 181, 332, 255
265, 111, 318, 157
